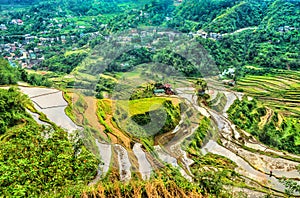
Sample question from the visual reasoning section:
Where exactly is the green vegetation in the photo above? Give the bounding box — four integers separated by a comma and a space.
172, 0, 264, 33
204, 1, 263, 33
191, 0, 299, 71
113, 97, 181, 138
183, 117, 243, 197
1, 0, 299, 76
83, 40, 212, 79
97, 99, 114, 134
228, 97, 300, 154
39, 50, 88, 74
234, 71, 300, 116
1, 0, 300, 197
190, 153, 240, 196
185, 117, 210, 156
0, 58, 52, 87
129, 82, 155, 100
280, 165, 300, 196
0, 58, 19, 85
95, 76, 117, 99
209, 92, 227, 112
0, 88, 99, 196
0, 87, 29, 133
130, 100, 180, 135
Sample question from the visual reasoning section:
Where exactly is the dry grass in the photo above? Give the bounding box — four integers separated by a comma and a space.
84, 96, 108, 139
258, 107, 273, 129
82, 178, 204, 198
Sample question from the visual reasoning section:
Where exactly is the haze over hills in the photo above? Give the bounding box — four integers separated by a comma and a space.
0, 0, 299, 197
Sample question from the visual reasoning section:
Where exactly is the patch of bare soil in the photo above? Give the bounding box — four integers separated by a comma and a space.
258, 107, 273, 129
84, 96, 108, 140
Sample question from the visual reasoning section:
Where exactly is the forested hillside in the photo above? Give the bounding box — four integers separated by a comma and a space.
0, 88, 98, 196
98, 0, 300, 71
1, 0, 299, 73
170, 0, 300, 71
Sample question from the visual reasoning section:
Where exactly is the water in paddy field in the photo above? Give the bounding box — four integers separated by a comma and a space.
19, 86, 81, 133
133, 143, 153, 180
115, 144, 132, 181
96, 139, 112, 176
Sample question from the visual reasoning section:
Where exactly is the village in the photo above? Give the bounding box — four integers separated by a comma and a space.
1, 12, 297, 71
0, 13, 103, 68
0, 17, 101, 68
0, 32, 101, 68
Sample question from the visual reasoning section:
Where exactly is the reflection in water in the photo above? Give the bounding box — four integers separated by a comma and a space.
133, 143, 152, 180
115, 144, 132, 181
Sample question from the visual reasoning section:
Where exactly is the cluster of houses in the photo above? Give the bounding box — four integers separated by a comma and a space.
278, 26, 298, 33
0, 16, 92, 32
46, 18, 88, 31
153, 83, 176, 95
110, 28, 181, 46
0, 24, 7, 30
191, 30, 223, 40
11, 19, 24, 25
0, 41, 44, 68
0, 13, 99, 67
219, 68, 236, 86
0, 31, 101, 68
191, 25, 298, 40
0, 19, 24, 30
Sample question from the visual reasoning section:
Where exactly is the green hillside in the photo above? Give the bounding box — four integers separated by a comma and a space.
0, 88, 98, 196
0, 0, 300, 197
203, 1, 263, 33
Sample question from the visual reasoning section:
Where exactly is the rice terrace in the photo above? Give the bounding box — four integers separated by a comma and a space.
0, 0, 299, 197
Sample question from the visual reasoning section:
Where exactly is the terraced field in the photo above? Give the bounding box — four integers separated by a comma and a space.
236, 70, 300, 116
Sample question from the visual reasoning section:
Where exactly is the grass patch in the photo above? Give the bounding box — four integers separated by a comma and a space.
112, 97, 181, 138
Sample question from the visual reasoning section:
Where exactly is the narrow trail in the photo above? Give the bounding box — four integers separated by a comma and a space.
104, 114, 131, 148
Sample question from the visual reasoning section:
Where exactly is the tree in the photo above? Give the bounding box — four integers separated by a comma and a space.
280, 176, 300, 197
0, 58, 19, 85
195, 78, 207, 95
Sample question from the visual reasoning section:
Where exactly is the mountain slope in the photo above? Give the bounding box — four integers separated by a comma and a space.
203, 0, 264, 33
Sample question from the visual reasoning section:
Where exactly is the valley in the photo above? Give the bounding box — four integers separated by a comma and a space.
11, 72, 299, 197
0, 0, 299, 197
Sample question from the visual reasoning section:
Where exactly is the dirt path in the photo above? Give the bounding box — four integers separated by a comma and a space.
84, 96, 108, 140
